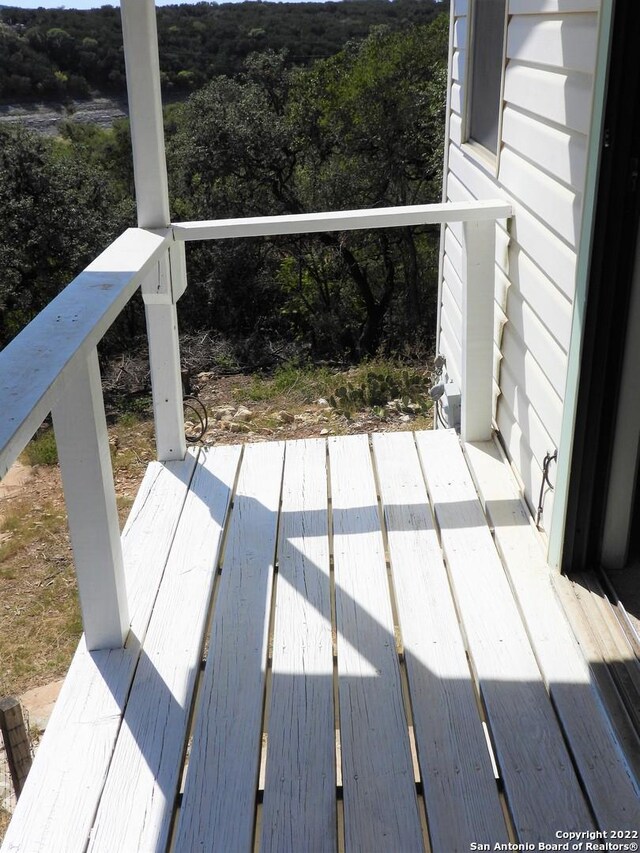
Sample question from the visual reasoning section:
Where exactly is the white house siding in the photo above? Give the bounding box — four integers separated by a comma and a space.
438, 0, 600, 532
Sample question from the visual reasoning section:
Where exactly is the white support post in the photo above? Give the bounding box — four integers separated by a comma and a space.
460, 218, 496, 442
52, 350, 129, 651
121, 0, 169, 230
168, 237, 188, 301
142, 252, 187, 460
121, 0, 185, 462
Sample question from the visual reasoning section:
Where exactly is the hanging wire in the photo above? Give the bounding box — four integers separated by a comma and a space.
183, 395, 209, 444
536, 450, 558, 529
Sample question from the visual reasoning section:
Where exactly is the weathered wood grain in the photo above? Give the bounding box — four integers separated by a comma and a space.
329, 434, 423, 853
416, 429, 594, 841
88, 445, 241, 853
0, 452, 197, 853
261, 439, 336, 853
465, 438, 640, 828
372, 431, 507, 852
174, 441, 285, 853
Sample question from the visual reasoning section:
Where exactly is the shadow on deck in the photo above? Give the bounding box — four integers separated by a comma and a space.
2, 429, 639, 853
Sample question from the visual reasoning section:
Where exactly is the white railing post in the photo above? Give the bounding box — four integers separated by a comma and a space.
121, 0, 186, 462
52, 349, 129, 650
460, 218, 496, 442
141, 248, 187, 460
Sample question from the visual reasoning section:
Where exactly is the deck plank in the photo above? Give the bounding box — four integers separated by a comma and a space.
372, 432, 508, 852
0, 453, 198, 853
329, 434, 424, 853
87, 445, 241, 853
416, 429, 594, 841
261, 438, 337, 853
174, 441, 285, 853
465, 439, 640, 828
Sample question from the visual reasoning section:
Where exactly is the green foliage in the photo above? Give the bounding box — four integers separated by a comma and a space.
22, 428, 58, 466
0, 125, 135, 347
168, 16, 448, 360
1, 11, 449, 370
0, 1, 442, 103
328, 363, 433, 418
245, 363, 335, 403
115, 395, 153, 421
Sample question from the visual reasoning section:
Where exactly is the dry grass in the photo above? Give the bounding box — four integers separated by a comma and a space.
0, 420, 155, 700
0, 808, 11, 838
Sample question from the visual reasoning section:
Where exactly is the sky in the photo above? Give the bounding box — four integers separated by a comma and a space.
2, 0, 337, 7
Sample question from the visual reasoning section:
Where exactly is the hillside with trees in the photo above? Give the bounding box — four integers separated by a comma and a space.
0, 12, 448, 366
0, 0, 442, 102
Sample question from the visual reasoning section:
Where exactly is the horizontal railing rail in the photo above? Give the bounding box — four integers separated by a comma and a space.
0, 199, 512, 651
172, 200, 513, 241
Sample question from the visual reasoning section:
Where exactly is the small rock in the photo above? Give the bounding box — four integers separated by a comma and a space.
196, 371, 215, 384
316, 398, 329, 406
320, 428, 329, 436
234, 406, 253, 423
229, 422, 249, 433
213, 405, 236, 421
400, 414, 411, 423
277, 410, 294, 424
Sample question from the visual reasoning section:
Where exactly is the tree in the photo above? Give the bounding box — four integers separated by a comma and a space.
0, 126, 134, 347
168, 17, 448, 358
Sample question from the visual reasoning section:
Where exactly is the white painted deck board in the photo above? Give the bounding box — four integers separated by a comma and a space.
6, 431, 640, 852
416, 429, 594, 841
173, 441, 285, 853
1, 453, 197, 853
260, 439, 336, 853
329, 434, 423, 853
88, 445, 241, 853
465, 439, 640, 828
372, 432, 508, 852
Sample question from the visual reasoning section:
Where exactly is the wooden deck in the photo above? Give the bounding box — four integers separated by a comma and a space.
2, 429, 639, 853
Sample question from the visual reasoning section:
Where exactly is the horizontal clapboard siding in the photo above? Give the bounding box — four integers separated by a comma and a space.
509, 0, 598, 12
501, 106, 588, 190
507, 14, 598, 74
503, 62, 593, 134
452, 49, 465, 82
439, 2, 599, 532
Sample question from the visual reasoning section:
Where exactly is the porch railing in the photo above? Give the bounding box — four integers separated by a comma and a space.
0, 199, 511, 652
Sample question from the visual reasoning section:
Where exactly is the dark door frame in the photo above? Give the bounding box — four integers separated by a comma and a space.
561, 2, 640, 573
